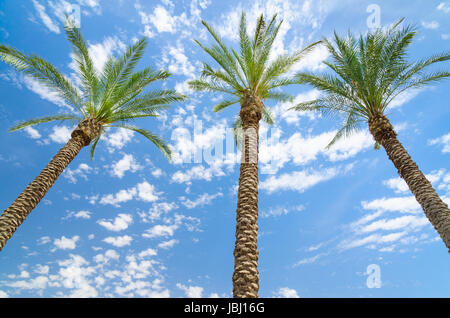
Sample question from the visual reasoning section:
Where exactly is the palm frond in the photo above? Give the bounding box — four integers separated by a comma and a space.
64, 23, 99, 106
9, 114, 81, 132
0, 44, 84, 113
212, 99, 240, 112
109, 125, 172, 160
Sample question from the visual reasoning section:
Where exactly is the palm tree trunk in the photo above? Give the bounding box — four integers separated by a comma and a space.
233, 94, 262, 298
369, 115, 450, 252
0, 118, 99, 251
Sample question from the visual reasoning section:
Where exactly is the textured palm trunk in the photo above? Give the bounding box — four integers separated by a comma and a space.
369, 115, 450, 252
232, 94, 262, 298
0, 118, 101, 251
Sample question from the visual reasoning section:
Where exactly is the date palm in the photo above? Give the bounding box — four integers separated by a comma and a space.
292, 20, 450, 251
189, 12, 319, 297
0, 23, 185, 251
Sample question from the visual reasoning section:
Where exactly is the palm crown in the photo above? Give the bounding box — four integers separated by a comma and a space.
189, 12, 320, 125
292, 19, 450, 147
0, 21, 185, 159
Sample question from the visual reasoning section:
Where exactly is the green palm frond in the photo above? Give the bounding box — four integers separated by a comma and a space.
262, 105, 275, 125
1, 18, 185, 161
89, 135, 101, 159
9, 114, 81, 132
64, 23, 99, 106
0, 45, 83, 113
212, 99, 240, 112
190, 11, 319, 129
97, 37, 149, 118
292, 18, 450, 146
109, 124, 172, 160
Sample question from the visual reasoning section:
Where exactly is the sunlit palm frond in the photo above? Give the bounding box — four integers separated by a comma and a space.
9, 114, 81, 132
293, 19, 450, 146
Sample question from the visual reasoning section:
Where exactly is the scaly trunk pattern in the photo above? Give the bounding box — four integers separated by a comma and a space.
233, 94, 262, 298
369, 115, 450, 252
0, 118, 101, 251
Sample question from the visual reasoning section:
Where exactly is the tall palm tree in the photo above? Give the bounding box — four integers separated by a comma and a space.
0, 22, 185, 251
292, 19, 450, 251
189, 12, 319, 297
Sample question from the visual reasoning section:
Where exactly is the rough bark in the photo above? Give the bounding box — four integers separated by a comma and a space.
0, 118, 101, 251
233, 94, 262, 298
369, 114, 450, 252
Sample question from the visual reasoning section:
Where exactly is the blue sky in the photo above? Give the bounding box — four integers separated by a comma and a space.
0, 0, 450, 298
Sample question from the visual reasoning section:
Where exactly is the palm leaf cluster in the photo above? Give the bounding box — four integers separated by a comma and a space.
189, 12, 320, 134
0, 20, 185, 159
292, 19, 450, 147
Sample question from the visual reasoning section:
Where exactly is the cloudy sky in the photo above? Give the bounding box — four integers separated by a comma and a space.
0, 0, 449, 298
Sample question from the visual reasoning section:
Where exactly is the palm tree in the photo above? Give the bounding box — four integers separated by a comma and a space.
292, 19, 450, 251
0, 22, 185, 251
189, 12, 320, 297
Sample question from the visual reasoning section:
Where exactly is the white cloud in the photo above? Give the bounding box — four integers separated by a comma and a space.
273, 89, 321, 125
428, 133, 450, 153
176, 283, 203, 298
339, 232, 407, 250
290, 43, 329, 73
260, 165, 353, 194
38, 236, 51, 245
102, 235, 133, 247
139, 202, 178, 223
111, 154, 142, 178
137, 181, 159, 202
49, 125, 72, 144
23, 76, 69, 109
104, 128, 134, 152
171, 164, 226, 184
64, 163, 92, 184
437, 2, 450, 13
3, 276, 49, 290
0, 290, 8, 298
164, 43, 196, 78
152, 168, 163, 178
93, 249, 120, 264
100, 188, 136, 207
99, 181, 160, 207
259, 129, 372, 174
34, 265, 50, 275
98, 214, 133, 232
387, 88, 423, 109
56, 254, 98, 297
142, 213, 201, 239
421, 20, 439, 29
53, 235, 80, 251
179, 192, 223, 209
88, 36, 126, 73
383, 177, 409, 194
274, 287, 300, 298
359, 215, 429, 233
158, 239, 179, 249
138, 248, 158, 258
65, 210, 92, 220
293, 253, 327, 266
261, 205, 304, 218
24, 126, 41, 139
150, 6, 177, 33
142, 224, 178, 239
32, 0, 60, 33
361, 196, 420, 214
